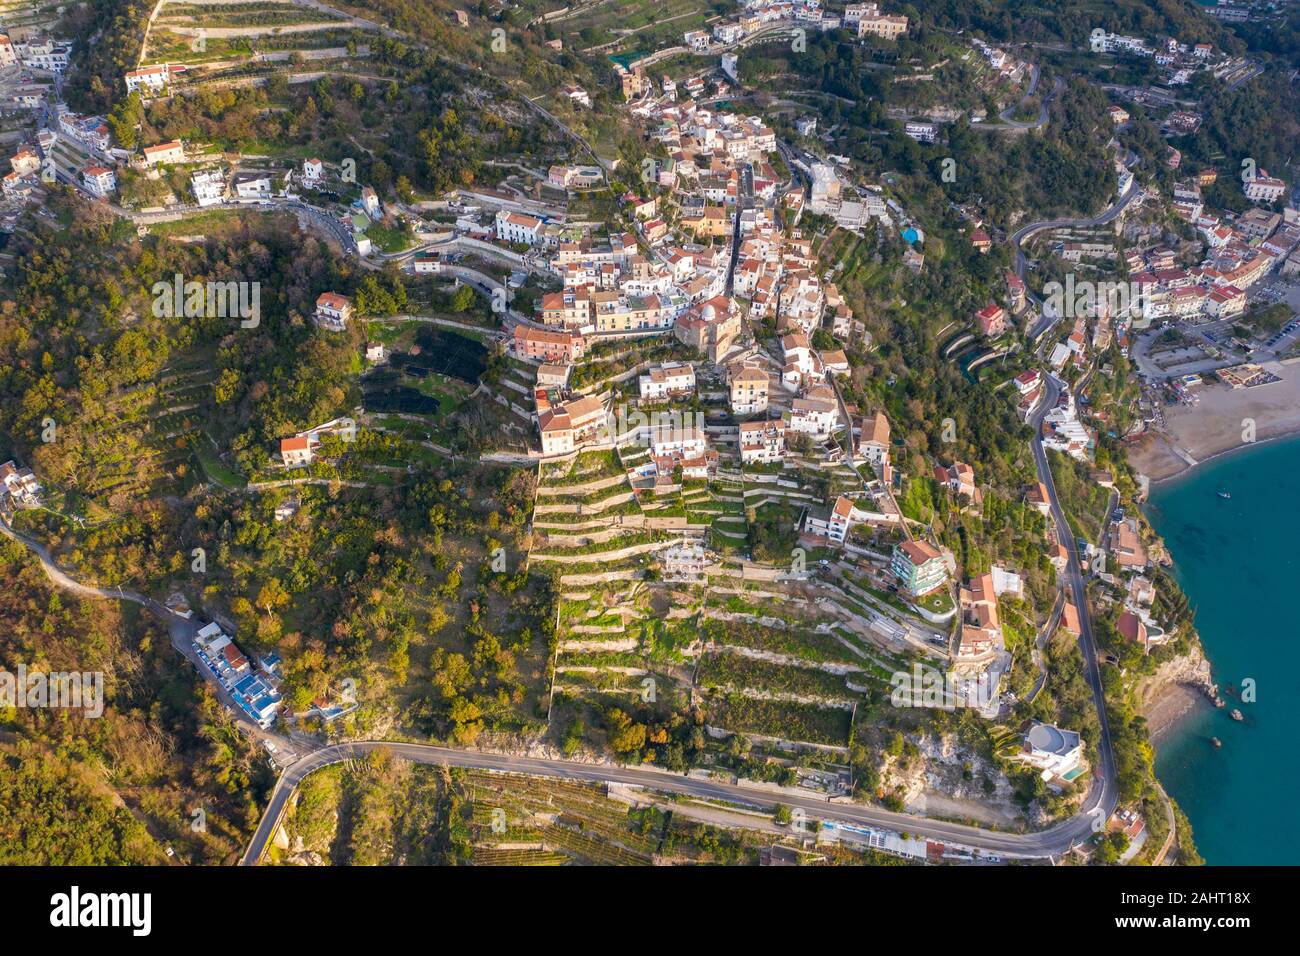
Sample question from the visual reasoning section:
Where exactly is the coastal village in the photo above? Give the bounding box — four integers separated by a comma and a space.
1, 0, 1294, 867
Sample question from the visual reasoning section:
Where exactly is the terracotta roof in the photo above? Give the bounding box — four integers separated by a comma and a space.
898, 539, 940, 565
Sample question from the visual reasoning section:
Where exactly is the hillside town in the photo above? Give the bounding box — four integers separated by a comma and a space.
0, 0, 1296, 880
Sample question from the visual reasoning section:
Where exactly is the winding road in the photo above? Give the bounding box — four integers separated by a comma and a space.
1027, 375, 1119, 825
1013, 176, 1143, 341
995, 68, 1063, 130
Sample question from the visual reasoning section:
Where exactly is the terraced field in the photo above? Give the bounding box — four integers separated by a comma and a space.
461, 769, 664, 865
537, 447, 703, 708
142, 0, 371, 71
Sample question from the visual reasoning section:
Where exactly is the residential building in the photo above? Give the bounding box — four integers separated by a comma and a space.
1019, 721, 1084, 779
536, 363, 571, 388
639, 362, 696, 401
789, 390, 838, 440
537, 392, 607, 455
935, 461, 981, 506
142, 140, 185, 166
728, 361, 770, 415
9, 148, 40, 177
975, 303, 1007, 337
958, 572, 1001, 660
190, 168, 225, 207
1026, 481, 1051, 515
739, 419, 786, 464
1109, 516, 1148, 570
904, 122, 937, 143
0, 460, 40, 508
892, 539, 947, 596
279, 436, 314, 467
514, 324, 586, 363
1244, 172, 1286, 204
81, 165, 116, 198
858, 410, 891, 470
233, 172, 272, 199
17, 37, 72, 72
495, 210, 544, 245
858, 11, 909, 40
314, 292, 354, 331
803, 496, 857, 545
125, 63, 171, 94
1117, 609, 1169, 654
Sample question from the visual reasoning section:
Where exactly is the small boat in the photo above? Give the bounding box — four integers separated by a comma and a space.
1230, 709, 1243, 721
1211, 737, 1222, 749
1217, 490, 1231, 499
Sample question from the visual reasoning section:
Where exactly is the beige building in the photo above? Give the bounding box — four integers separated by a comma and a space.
538, 392, 606, 456
728, 361, 770, 415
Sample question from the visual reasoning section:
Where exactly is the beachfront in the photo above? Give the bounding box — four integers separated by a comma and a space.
1128, 358, 1300, 481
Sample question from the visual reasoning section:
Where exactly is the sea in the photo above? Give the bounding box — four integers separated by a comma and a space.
1144, 435, 1300, 865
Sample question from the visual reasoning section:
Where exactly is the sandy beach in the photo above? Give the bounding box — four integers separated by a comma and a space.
1127, 359, 1300, 482
1146, 683, 1213, 745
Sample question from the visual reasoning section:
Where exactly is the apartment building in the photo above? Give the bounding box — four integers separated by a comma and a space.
514, 325, 585, 362
891, 539, 948, 596
728, 361, 770, 415
537, 392, 607, 455
739, 419, 786, 464
495, 210, 545, 245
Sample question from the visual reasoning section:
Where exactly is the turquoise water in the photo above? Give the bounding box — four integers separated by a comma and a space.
1144, 436, 1300, 865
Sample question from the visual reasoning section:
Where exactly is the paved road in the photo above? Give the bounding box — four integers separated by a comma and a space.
995, 70, 1062, 130
241, 737, 1109, 865
1014, 178, 1143, 340
1027, 375, 1119, 827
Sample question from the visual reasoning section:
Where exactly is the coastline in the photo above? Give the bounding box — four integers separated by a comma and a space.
1136, 640, 1216, 746
1126, 361, 1300, 484
1145, 683, 1213, 745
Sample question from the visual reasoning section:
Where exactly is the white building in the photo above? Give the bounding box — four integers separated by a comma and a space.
789, 391, 838, 440
125, 63, 171, 94
0, 460, 41, 507
638, 362, 696, 401
82, 165, 116, 198
190, 169, 225, 207
495, 209, 544, 245
904, 122, 937, 143
1019, 721, 1083, 779
233, 172, 272, 199
314, 292, 354, 331
738, 419, 785, 464
858, 411, 890, 469
16, 37, 71, 73
1244, 173, 1287, 205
